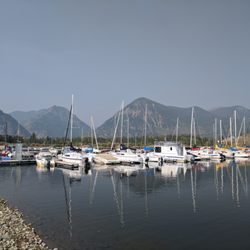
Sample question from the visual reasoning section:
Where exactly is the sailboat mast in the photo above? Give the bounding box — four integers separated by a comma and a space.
219, 119, 222, 145
190, 107, 194, 148
193, 118, 196, 146
70, 94, 74, 143
234, 110, 237, 147
127, 115, 130, 148
17, 122, 20, 142
120, 101, 124, 145
90, 118, 94, 148
144, 104, 147, 146
243, 116, 246, 145
176, 117, 179, 143
111, 109, 121, 150
214, 118, 217, 147
230, 117, 233, 147
90, 116, 99, 150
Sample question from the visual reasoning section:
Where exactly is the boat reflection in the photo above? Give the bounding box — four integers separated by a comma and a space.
58, 159, 250, 230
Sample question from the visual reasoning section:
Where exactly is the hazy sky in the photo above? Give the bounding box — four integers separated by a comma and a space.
0, 0, 249, 125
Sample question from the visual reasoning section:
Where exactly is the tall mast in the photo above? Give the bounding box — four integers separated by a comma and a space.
193, 118, 196, 146
90, 116, 99, 150
5, 122, 7, 143
176, 117, 179, 143
230, 117, 233, 147
120, 101, 124, 145
243, 116, 246, 145
214, 118, 217, 147
90, 118, 94, 148
127, 115, 130, 148
234, 110, 237, 147
144, 104, 147, 146
219, 119, 222, 145
111, 109, 121, 150
17, 122, 20, 142
212, 123, 215, 147
81, 128, 83, 146
190, 107, 194, 148
70, 94, 74, 143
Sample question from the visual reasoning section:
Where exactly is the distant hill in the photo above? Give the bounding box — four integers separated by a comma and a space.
0, 110, 31, 137
10, 106, 90, 138
210, 106, 250, 137
96, 97, 216, 139
9, 99, 250, 140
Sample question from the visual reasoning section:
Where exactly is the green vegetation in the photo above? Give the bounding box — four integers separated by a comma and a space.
0, 134, 213, 148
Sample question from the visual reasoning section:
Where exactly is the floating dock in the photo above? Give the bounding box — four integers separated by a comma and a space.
54, 160, 79, 170
0, 160, 36, 166
93, 153, 121, 165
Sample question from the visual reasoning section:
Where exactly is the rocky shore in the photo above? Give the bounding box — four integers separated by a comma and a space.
0, 198, 56, 250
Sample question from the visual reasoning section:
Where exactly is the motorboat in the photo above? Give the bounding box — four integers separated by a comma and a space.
152, 141, 193, 163
35, 151, 55, 167
111, 149, 143, 164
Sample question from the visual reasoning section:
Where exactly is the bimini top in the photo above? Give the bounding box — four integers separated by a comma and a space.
154, 141, 182, 147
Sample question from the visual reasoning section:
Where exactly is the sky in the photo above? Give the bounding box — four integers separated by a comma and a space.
0, 0, 250, 126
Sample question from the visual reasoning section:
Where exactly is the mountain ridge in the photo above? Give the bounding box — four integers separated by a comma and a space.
8, 97, 250, 139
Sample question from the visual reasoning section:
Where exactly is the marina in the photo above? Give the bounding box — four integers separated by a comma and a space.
1, 160, 250, 249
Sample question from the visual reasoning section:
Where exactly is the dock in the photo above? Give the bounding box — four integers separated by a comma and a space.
54, 160, 79, 170
93, 153, 121, 165
0, 160, 36, 166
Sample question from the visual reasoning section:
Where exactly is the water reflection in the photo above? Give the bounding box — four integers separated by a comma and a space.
1, 160, 250, 250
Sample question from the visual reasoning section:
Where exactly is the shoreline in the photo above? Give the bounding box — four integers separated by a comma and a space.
0, 198, 56, 250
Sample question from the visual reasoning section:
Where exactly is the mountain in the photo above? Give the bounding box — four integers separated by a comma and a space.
210, 106, 250, 119
0, 110, 31, 137
210, 106, 250, 136
96, 97, 216, 139
10, 106, 90, 138
9, 99, 250, 140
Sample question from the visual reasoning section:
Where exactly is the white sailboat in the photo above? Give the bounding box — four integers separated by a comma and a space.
110, 101, 143, 165
59, 95, 89, 167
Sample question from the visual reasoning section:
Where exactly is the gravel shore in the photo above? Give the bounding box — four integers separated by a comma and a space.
0, 198, 56, 250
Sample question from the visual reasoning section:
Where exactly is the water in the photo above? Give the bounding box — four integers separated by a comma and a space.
0, 160, 250, 250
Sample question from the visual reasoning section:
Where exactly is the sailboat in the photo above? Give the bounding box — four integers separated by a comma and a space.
58, 95, 89, 167
110, 101, 144, 165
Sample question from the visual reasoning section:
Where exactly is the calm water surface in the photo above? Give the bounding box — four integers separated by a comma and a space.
0, 160, 250, 250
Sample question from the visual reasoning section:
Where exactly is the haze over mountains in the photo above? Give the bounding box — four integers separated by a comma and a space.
10, 106, 90, 138
0, 110, 30, 137
1, 97, 249, 139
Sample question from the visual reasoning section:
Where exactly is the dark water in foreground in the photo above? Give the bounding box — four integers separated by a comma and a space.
0, 160, 250, 250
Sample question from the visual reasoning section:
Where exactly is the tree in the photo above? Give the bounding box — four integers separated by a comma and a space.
30, 133, 37, 143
